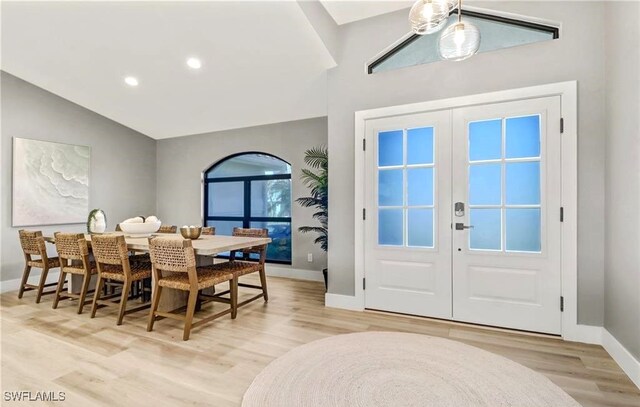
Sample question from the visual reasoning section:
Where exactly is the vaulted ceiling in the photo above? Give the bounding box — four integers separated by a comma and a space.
1, 1, 411, 139
320, 0, 412, 25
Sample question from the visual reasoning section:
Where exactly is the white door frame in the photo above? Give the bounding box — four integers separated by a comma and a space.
353, 81, 579, 340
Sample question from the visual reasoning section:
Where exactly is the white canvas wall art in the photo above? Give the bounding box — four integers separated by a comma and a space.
12, 138, 90, 226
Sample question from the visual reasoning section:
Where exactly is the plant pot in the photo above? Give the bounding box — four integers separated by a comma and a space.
322, 268, 328, 292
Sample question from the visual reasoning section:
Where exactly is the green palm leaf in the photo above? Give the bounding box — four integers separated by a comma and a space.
303, 146, 328, 169
297, 145, 328, 253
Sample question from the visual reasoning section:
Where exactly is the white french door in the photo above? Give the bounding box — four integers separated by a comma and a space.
364, 111, 453, 319
364, 96, 563, 334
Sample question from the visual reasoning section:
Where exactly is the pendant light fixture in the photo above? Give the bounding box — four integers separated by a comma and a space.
409, 0, 451, 35
438, 0, 481, 61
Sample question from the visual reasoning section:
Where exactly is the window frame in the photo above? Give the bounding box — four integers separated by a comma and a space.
203, 152, 293, 265
367, 9, 560, 74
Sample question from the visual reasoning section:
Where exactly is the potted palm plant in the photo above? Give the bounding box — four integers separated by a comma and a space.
296, 146, 328, 289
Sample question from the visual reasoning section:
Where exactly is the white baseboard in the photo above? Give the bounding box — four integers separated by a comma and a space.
265, 265, 324, 282
567, 324, 603, 345
324, 293, 363, 311
602, 328, 640, 389
0, 270, 61, 294
0, 277, 21, 294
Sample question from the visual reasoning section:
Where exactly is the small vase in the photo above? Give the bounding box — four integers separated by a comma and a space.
93, 218, 106, 233
88, 209, 107, 234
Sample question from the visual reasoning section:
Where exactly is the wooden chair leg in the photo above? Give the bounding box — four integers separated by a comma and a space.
35, 267, 49, 304
18, 265, 31, 299
258, 266, 269, 302
183, 289, 198, 341
147, 284, 162, 332
117, 281, 131, 325
91, 276, 105, 318
77, 273, 92, 314
52, 271, 67, 309
230, 278, 238, 319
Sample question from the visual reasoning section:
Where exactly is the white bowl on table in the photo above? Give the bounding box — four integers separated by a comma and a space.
118, 221, 161, 236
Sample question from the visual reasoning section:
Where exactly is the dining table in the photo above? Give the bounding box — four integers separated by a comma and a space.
43, 232, 271, 312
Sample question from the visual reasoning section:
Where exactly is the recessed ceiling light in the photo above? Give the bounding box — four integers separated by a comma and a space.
186, 57, 202, 69
124, 76, 139, 87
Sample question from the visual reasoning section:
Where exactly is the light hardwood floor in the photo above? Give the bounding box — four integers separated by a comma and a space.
1, 275, 638, 407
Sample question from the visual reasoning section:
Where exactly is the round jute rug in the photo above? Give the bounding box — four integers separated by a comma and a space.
242, 332, 581, 407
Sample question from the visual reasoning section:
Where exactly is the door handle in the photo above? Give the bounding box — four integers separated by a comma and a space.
455, 223, 474, 230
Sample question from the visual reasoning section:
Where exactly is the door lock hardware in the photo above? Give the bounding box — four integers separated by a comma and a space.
454, 202, 465, 217
455, 223, 474, 230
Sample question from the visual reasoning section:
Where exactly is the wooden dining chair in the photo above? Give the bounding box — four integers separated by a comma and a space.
147, 237, 237, 341
106, 224, 148, 298
206, 228, 269, 310
90, 234, 152, 325
158, 225, 177, 233
52, 232, 97, 313
114, 224, 153, 300
201, 226, 216, 235
17, 230, 62, 303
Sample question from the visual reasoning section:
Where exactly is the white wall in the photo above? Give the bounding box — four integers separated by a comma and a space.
327, 1, 607, 325
1, 72, 157, 282
604, 1, 640, 360
155, 117, 328, 273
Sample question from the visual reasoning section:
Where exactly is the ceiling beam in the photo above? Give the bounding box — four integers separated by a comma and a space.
297, 0, 340, 66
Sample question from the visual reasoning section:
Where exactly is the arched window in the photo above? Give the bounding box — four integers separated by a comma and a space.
204, 153, 292, 264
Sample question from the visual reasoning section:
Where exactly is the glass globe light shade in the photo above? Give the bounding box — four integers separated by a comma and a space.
438, 21, 481, 61
445, 0, 458, 12
409, 0, 451, 35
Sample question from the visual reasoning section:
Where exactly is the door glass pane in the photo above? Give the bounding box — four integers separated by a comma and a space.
208, 182, 244, 216
407, 168, 433, 206
379, 209, 403, 246
469, 209, 501, 250
407, 127, 434, 165
469, 119, 502, 161
378, 169, 403, 206
506, 115, 540, 158
251, 179, 292, 217
408, 209, 433, 247
506, 162, 540, 205
469, 164, 501, 205
506, 209, 541, 252
378, 130, 403, 167
250, 221, 292, 261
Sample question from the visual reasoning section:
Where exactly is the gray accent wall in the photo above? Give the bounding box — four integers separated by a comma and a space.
327, 1, 607, 326
155, 117, 328, 273
604, 2, 640, 359
1, 72, 157, 282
